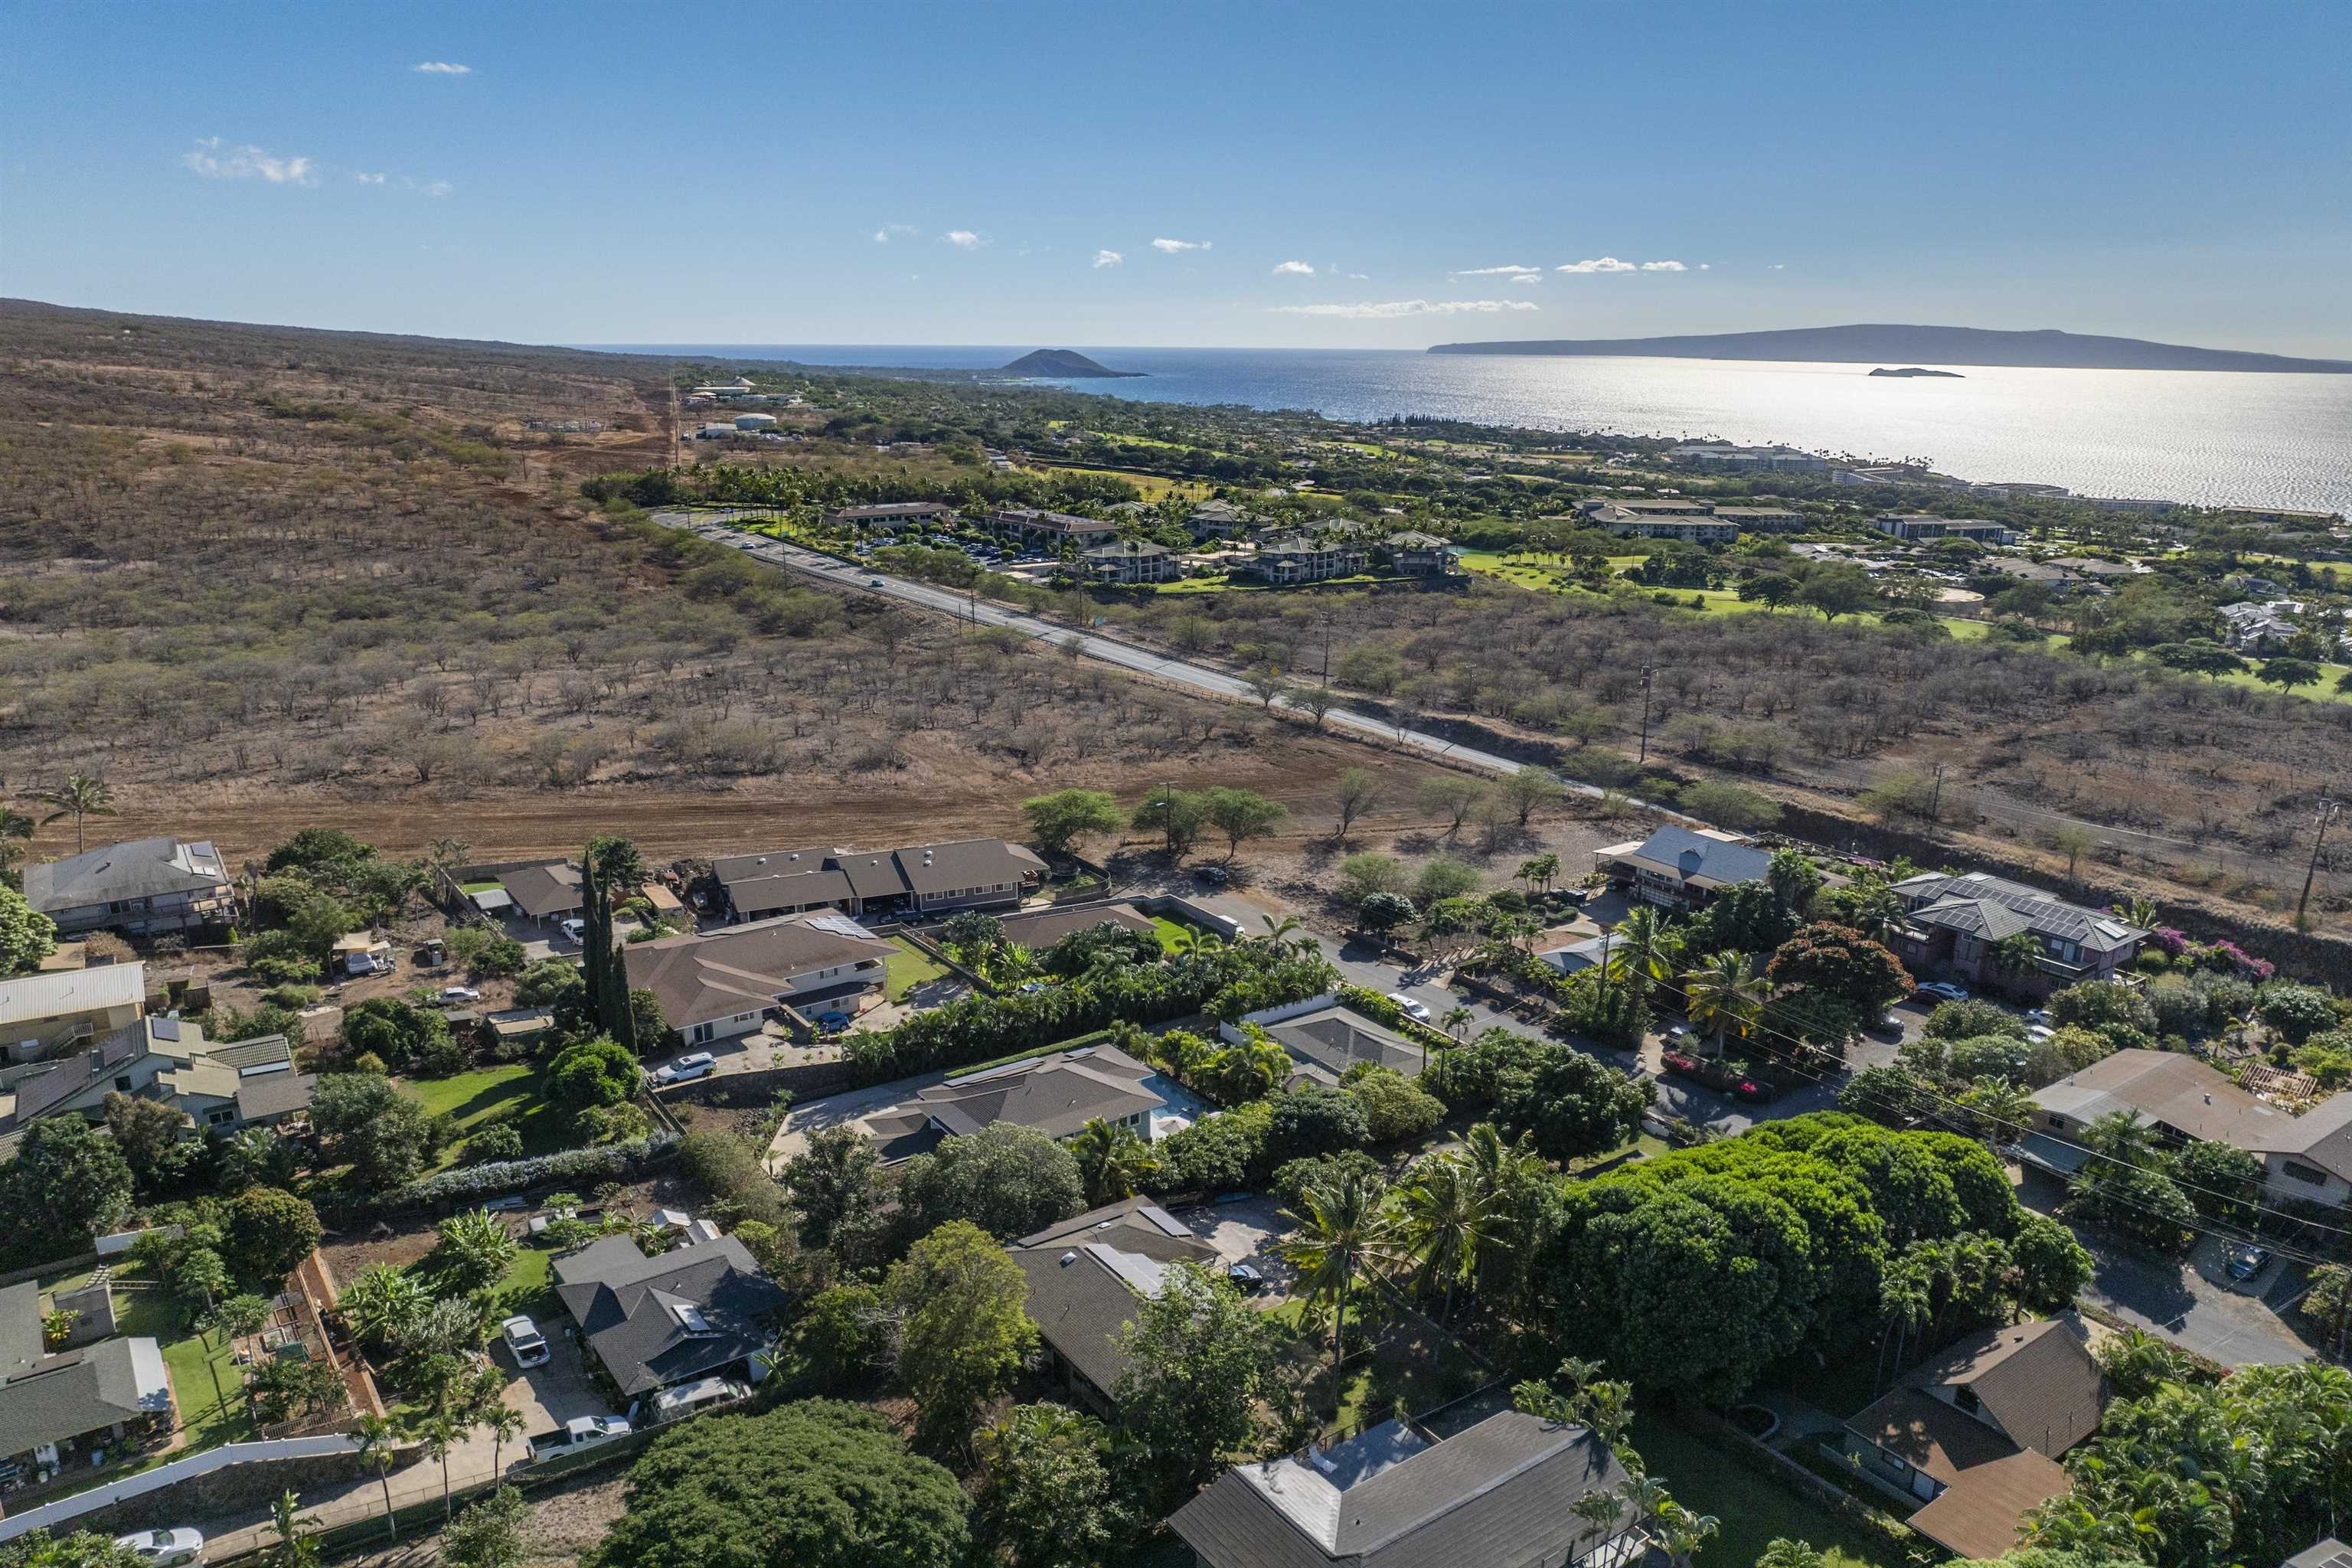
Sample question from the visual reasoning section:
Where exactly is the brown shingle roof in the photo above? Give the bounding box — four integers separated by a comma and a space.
1909, 1315, 2105, 1458
622, 916, 893, 1027
498, 861, 583, 919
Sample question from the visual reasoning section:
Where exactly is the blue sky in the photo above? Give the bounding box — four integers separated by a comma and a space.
5, 2, 2347, 353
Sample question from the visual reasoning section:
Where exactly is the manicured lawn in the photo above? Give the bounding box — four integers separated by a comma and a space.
1563, 1132, 1671, 1174
112, 1285, 256, 1449
1151, 914, 1214, 954
485, 1241, 557, 1316
884, 937, 952, 1001
459, 880, 502, 895
1629, 1414, 1908, 1568
2204, 658, 2352, 705
399, 1063, 564, 1171
1269, 1297, 1493, 1442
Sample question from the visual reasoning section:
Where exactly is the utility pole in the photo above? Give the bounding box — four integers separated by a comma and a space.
1635, 665, 1657, 767
1927, 763, 1946, 826
2297, 798, 2339, 931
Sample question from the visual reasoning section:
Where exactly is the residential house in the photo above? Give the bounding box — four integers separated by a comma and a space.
1233, 537, 1367, 586
552, 1233, 787, 1400
986, 903, 1158, 952
623, 913, 895, 1046
1887, 872, 2148, 998
712, 838, 1046, 922
24, 838, 235, 939
1085, 540, 1179, 584
0, 1016, 314, 1158
1536, 933, 1619, 977
1842, 1317, 2105, 1560
1576, 497, 1713, 519
1173, 1410, 1638, 1568
1668, 443, 1833, 475
2285, 1540, 2352, 1568
0, 1280, 173, 1485
1222, 997, 1426, 1088
2217, 599, 2334, 654
0, 963, 149, 1066
855, 1044, 1192, 1162
1006, 1198, 1220, 1417
1875, 514, 2020, 545
1380, 531, 1460, 577
496, 861, 585, 928
991, 508, 1120, 549
1592, 508, 1741, 545
2030, 1050, 2352, 1205
1592, 825, 1773, 910
823, 502, 958, 531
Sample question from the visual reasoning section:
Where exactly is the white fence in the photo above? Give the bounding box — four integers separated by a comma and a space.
0, 1436, 358, 1541
1217, 991, 1341, 1047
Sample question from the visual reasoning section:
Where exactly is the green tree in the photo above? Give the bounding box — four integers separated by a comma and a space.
34, 775, 116, 854
1393, 1153, 1497, 1321
779, 1124, 880, 1251
311, 1073, 432, 1191
349, 1413, 403, 1544
1681, 950, 1769, 1059
1506, 1049, 1652, 1161
1070, 1117, 1158, 1206
546, 1034, 642, 1112
899, 1122, 1084, 1240
7, 1117, 135, 1253
266, 1490, 321, 1568
1279, 1169, 1398, 1405
2257, 656, 2324, 694
442, 1485, 533, 1568
1110, 1262, 1284, 1510
1333, 768, 1383, 844
1020, 789, 1122, 858
1132, 786, 1210, 857
102, 1091, 194, 1194
1766, 849, 1824, 915
1767, 923, 1915, 1015
1797, 564, 1874, 622
0, 883, 59, 974
1204, 786, 1288, 859
600, 1400, 967, 1568
1336, 851, 1409, 904
971, 1403, 1116, 1568
228, 1186, 323, 1280
429, 1209, 517, 1293
887, 1220, 1039, 1449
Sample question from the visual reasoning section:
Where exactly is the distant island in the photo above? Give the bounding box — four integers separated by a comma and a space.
1426, 323, 2352, 374
999, 348, 1142, 378
1870, 367, 1965, 378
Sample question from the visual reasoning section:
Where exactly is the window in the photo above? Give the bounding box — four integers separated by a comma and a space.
2282, 1160, 2331, 1187
207, 1108, 236, 1126
114, 1076, 134, 1092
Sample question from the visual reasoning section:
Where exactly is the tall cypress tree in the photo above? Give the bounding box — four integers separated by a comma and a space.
583, 835, 645, 1051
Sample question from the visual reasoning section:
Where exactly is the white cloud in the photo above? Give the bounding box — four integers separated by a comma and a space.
181, 138, 316, 185
1151, 237, 1210, 253
354, 172, 386, 185
1640, 260, 1687, 272
873, 223, 917, 243
413, 61, 472, 74
1558, 256, 1638, 273
942, 230, 984, 249
1093, 249, 1124, 269
423, 180, 453, 198
1699, 263, 1711, 270
1511, 273, 1541, 286
1451, 264, 1540, 276
1769, 263, 1787, 270
1269, 299, 1540, 319
1272, 260, 1315, 276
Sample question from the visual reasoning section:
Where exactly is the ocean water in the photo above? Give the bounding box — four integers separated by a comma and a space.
595, 343, 2352, 514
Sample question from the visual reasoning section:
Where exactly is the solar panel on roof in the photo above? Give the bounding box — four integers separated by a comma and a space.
152, 1018, 181, 1042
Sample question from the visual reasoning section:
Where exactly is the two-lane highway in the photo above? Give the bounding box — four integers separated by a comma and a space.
655, 509, 1600, 791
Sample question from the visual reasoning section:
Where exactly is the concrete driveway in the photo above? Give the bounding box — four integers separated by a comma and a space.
1179, 1193, 1296, 1299
498, 1325, 614, 1439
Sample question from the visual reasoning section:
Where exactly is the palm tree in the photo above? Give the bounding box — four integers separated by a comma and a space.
350, 1413, 403, 1542
1874, 1261, 1934, 1393
2115, 895, 2160, 930
1571, 1491, 1627, 1556
0, 805, 32, 877
1440, 1005, 1475, 1041
1071, 1117, 1158, 1205
268, 1489, 321, 1568
482, 1400, 526, 1482
1392, 1155, 1495, 1321
1516, 853, 1561, 899
340, 1263, 430, 1348
1681, 950, 1768, 1060
419, 1413, 464, 1521
1278, 1171, 1398, 1410
1958, 1075, 2035, 1152
1210, 1031, 1291, 1103
1609, 906, 1683, 1008
1655, 1506, 1721, 1568
1990, 931, 2046, 992
35, 775, 115, 854
1257, 914, 1306, 956
1167, 926, 1224, 960
2082, 1108, 2157, 1168
205, 1294, 270, 1429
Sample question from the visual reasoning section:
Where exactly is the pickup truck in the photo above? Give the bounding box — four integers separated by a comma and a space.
524, 1416, 632, 1461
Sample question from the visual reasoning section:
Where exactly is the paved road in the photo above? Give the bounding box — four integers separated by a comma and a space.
653, 511, 1592, 789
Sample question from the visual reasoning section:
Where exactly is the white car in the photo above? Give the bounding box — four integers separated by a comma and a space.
439, 985, 482, 1004
525, 1415, 632, 1460
2026, 1024, 2056, 1044
500, 1315, 550, 1368
560, 918, 586, 943
654, 1052, 718, 1086
1914, 982, 1971, 1003
1387, 992, 1432, 1023
632, 1374, 749, 1424
116, 1532, 204, 1568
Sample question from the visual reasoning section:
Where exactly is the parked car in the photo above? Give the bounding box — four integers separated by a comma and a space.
815, 1011, 851, 1035
560, 918, 586, 943
1867, 1012, 1905, 1038
439, 985, 482, 1004
652, 1051, 718, 1086
500, 1315, 550, 1368
2228, 1245, 2273, 1282
1387, 992, 1432, 1023
1194, 864, 1230, 885
524, 1416, 632, 1461
1226, 1263, 1267, 1294
116, 1531, 204, 1567
632, 1375, 749, 1425
2026, 1024, 2056, 1044
868, 577, 887, 587
1914, 981, 1971, 1003
2025, 1008, 2053, 1027
1662, 1023, 1696, 1046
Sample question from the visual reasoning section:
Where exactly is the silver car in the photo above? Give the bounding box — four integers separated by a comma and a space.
116, 1531, 204, 1567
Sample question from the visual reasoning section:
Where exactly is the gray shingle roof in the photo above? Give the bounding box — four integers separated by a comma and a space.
23, 838, 229, 915
1172, 1411, 1630, 1568
1628, 825, 1773, 888
1893, 873, 2146, 949
498, 861, 583, 919
622, 916, 894, 1027
0, 1283, 173, 1455
552, 1235, 786, 1396
1008, 1200, 1217, 1398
